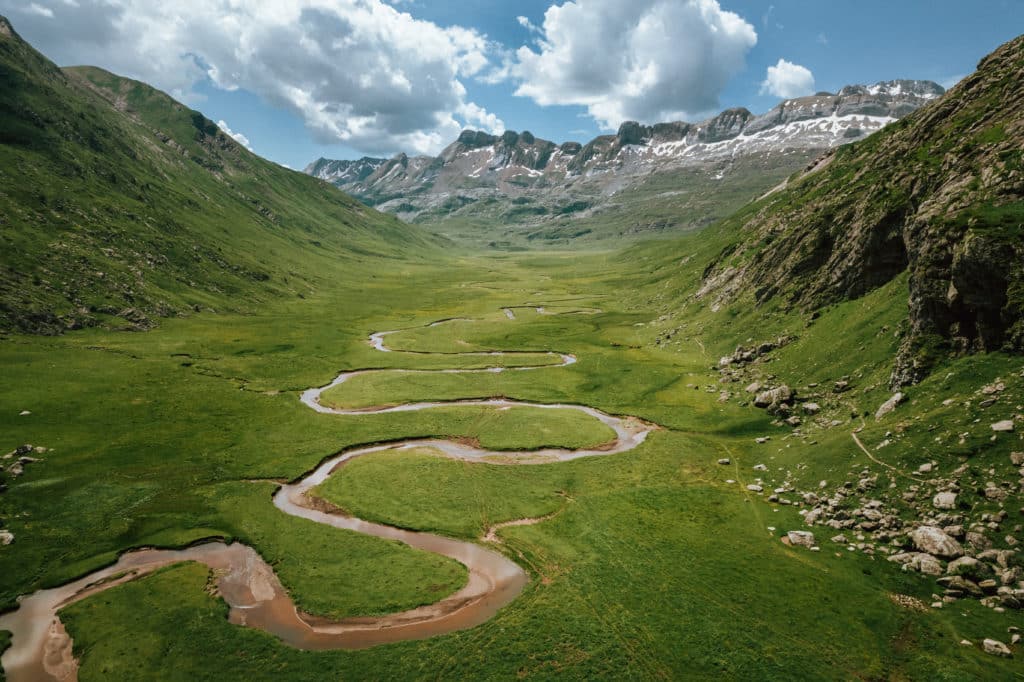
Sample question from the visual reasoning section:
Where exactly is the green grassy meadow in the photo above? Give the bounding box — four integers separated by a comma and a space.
3, 241, 1023, 680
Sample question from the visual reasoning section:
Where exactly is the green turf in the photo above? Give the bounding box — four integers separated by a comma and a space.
313, 446, 576, 539
4, 247, 1023, 680
3, 19, 1024, 680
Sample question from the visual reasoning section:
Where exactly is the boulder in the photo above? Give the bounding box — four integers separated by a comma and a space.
746, 484, 764, 492
754, 385, 794, 408
787, 531, 816, 548
802, 402, 821, 415
966, 531, 992, 552
902, 553, 944, 575
938, 575, 984, 597
717, 458, 731, 465
0, 530, 12, 545
983, 639, 1012, 657
991, 420, 1015, 433
875, 392, 905, 420
911, 526, 964, 559
947, 556, 984, 576
933, 492, 958, 510
985, 486, 1008, 501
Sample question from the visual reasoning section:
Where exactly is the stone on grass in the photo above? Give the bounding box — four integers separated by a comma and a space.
0, 530, 12, 545
746, 484, 764, 493
933, 492, 958, 510
909, 553, 944, 576
787, 530, 815, 548
886, 552, 940, 575
754, 386, 793, 409
983, 639, 1012, 657
717, 458, 731, 465
991, 420, 1015, 433
911, 526, 963, 559
875, 392, 904, 420
947, 556, 984, 576
802, 402, 821, 415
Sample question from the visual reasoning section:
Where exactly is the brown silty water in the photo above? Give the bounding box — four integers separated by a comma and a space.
0, 310, 656, 681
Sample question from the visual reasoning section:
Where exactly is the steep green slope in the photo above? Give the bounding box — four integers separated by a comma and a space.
695, 33, 1024, 387
607, 34, 1024, 638
0, 16, 439, 334
417, 153, 817, 249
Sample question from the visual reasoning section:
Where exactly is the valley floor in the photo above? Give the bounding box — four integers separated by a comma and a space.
1, 248, 1021, 680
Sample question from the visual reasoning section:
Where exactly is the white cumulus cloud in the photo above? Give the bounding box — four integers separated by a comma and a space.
1, 0, 504, 155
516, 15, 540, 33
217, 120, 254, 152
511, 0, 757, 129
760, 58, 815, 99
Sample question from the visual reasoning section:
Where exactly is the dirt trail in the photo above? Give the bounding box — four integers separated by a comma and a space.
0, 308, 654, 682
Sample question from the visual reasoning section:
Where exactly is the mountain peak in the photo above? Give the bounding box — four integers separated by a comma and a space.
307, 77, 943, 232
839, 79, 945, 100
456, 129, 497, 148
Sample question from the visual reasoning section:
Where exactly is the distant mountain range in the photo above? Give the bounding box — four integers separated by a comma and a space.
306, 80, 944, 238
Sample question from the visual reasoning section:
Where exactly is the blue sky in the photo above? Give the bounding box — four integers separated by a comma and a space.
4, 0, 1022, 169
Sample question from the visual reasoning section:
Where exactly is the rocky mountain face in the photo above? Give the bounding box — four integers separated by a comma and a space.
697, 36, 1024, 387
305, 156, 387, 185
306, 80, 943, 234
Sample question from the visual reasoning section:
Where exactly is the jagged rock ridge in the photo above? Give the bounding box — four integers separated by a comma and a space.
305, 81, 942, 233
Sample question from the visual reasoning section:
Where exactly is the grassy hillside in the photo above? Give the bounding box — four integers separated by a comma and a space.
2, 15, 1024, 682
694, 33, 1024, 386
3, 250, 1021, 680
0, 16, 440, 334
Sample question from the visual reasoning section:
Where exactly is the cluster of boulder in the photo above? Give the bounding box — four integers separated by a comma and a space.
713, 336, 1024, 656
790, 452, 1024, 608
3, 443, 44, 483
718, 336, 794, 369
1, 443, 48, 546
716, 339, 847, 433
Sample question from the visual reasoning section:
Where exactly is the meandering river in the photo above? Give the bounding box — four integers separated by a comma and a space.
0, 311, 655, 682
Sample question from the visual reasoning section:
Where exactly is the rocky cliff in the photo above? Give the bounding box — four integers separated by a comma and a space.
697, 37, 1024, 386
